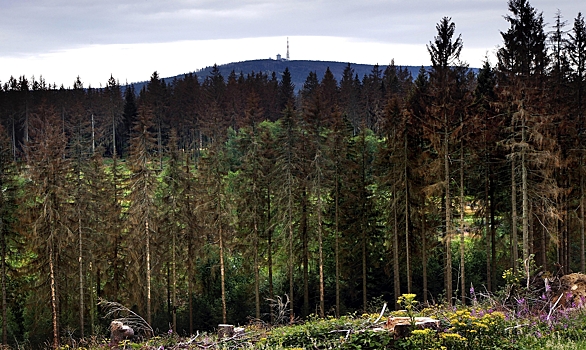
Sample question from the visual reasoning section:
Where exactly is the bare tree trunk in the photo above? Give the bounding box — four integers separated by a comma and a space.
580, 160, 586, 273
24, 102, 29, 143
393, 186, 400, 310
460, 145, 465, 303
522, 118, 529, 262
405, 136, 411, 294
360, 143, 367, 312
78, 215, 84, 339
11, 115, 16, 160
49, 238, 59, 349
91, 113, 95, 155
219, 224, 227, 324
146, 221, 152, 326
112, 113, 116, 157
1, 218, 7, 345
485, 163, 491, 292
172, 228, 177, 331
90, 261, 95, 335
318, 172, 325, 318
335, 174, 340, 317
158, 122, 163, 170
288, 174, 294, 324
422, 218, 428, 304
254, 220, 260, 320
188, 249, 194, 335
362, 215, 367, 312
444, 114, 453, 305
512, 152, 518, 273
302, 189, 309, 317
267, 187, 274, 324
491, 193, 497, 288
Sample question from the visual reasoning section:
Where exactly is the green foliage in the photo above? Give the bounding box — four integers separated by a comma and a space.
265, 315, 393, 349
396, 294, 417, 326
341, 329, 393, 349
446, 309, 508, 348
396, 328, 442, 350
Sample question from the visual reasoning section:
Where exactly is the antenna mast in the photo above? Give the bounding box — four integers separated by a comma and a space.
286, 37, 290, 60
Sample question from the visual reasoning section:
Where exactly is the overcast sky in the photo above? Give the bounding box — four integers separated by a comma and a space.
0, 0, 583, 88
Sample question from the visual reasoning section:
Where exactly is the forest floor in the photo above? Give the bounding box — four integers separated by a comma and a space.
69, 272, 586, 349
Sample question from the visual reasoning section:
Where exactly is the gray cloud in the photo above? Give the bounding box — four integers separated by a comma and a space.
1, 0, 583, 56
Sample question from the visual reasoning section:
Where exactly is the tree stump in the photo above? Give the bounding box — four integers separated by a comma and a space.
385, 316, 439, 339
555, 273, 586, 307
217, 324, 234, 338
110, 321, 134, 345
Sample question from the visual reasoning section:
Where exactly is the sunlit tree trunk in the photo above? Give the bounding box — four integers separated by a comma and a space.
49, 237, 59, 349
146, 220, 152, 325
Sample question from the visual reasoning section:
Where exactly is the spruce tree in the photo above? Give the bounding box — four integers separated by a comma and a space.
127, 105, 158, 326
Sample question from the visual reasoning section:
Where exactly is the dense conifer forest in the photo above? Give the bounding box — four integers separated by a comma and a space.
0, 0, 585, 347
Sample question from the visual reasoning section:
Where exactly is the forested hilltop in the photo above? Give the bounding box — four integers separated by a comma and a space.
0, 0, 585, 348
131, 59, 425, 94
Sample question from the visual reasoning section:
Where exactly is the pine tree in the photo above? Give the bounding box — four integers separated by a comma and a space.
339, 64, 361, 134
122, 86, 138, 157
104, 75, 124, 157
67, 81, 93, 338
278, 68, 295, 111
0, 124, 17, 345
568, 13, 586, 271
22, 104, 71, 349
144, 72, 169, 170
275, 104, 301, 322
426, 17, 466, 305
497, 0, 549, 267
159, 129, 190, 331
127, 105, 158, 326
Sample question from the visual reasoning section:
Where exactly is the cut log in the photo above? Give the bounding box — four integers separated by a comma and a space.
110, 321, 134, 345
385, 316, 439, 339
557, 273, 586, 308
218, 324, 234, 338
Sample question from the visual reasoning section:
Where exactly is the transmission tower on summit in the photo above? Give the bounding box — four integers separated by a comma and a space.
276, 38, 290, 61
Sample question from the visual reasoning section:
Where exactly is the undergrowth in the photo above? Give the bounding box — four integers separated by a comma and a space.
57, 261, 586, 349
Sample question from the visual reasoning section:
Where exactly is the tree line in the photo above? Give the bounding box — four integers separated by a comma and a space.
0, 0, 584, 347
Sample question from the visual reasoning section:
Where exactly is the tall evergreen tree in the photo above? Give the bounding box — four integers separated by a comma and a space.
22, 104, 71, 349
568, 13, 586, 271
497, 0, 549, 267
127, 105, 158, 326
0, 124, 17, 345
275, 104, 301, 322
278, 68, 295, 111
426, 17, 466, 304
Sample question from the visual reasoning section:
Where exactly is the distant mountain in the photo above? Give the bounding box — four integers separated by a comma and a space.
129, 59, 429, 93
